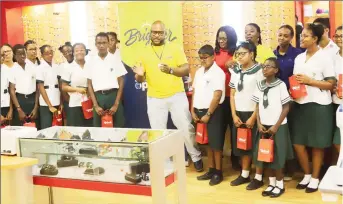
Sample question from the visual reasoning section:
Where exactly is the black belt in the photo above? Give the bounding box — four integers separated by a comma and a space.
44, 84, 59, 89
16, 92, 36, 98
95, 88, 117, 95
3, 89, 8, 94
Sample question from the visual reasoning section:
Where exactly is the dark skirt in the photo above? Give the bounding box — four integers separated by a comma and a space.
1, 107, 10, 125
289, 102, 334, 148
253, 124, 294, 170
68, 106, 93, 127
12, 92, 39, 126
223, 97, 233, 129
333, 104, 340, 145
232, 111, 258, 157
40, 106, 59, 129
194, 104, 225, 151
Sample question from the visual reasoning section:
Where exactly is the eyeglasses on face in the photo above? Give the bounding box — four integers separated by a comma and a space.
151, 31, 165, 36
234, 52, 248, 58
262, 65, 275, 69
334, 35, 343, 39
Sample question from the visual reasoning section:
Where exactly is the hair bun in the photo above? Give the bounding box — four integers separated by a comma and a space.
65, 42, 72, 46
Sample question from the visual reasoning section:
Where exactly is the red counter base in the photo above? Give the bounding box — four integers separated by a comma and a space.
33, 173, 175, 196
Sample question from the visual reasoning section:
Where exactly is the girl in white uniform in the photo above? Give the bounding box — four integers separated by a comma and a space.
289, 24, 336, 193
61, 43, 92, 127
9, 44, 39, 126
251, 58, 293, 198
24, 40, 40, 66
0, 44, 13, 124
333, 26, 343, 153
229, 41, 264, 188
36, 45, 61, 129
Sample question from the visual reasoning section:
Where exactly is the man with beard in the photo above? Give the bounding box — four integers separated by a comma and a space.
132, 20, 203, 171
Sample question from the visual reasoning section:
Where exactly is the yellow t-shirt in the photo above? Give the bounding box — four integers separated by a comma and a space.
140, 43, 187, 98
256, 45, 276, 64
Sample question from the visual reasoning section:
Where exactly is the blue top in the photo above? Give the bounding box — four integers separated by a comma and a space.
274, 45, 303, 89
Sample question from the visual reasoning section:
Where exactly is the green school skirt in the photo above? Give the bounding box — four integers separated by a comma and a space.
93, 89, 125, 127
68, 106, 93, 127
253, 124, 294, 170
232, 111, 258, 157
40, 106, 59, 129
289, 102, 334, 148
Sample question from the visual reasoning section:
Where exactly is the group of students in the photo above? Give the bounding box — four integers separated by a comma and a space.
0, 31, 126, 130
192, 18, 342, 198
1, 17, 342, 198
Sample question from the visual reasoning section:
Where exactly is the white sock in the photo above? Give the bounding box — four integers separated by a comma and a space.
265, 177, 276, 191
299, 174, 311, 185
254, 174, 262, 181
307, 178, 319, 189
276, 179, 284, 189
241, 170, 250, 178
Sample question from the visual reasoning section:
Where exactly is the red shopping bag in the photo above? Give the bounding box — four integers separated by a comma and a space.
237, 127, 252, 150
101, 114, 113, 128
289, 75, 307, 99
81, 96, 93, 119
196, 123, 208, 144
338, 74, 343, 98
52, 110, 63, 126
257, 135, 274, 163
23, 122, 36, 127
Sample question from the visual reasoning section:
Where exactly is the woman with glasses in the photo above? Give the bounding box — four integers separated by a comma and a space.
36, 45, 61, 129
214, 26, 241, 171
333, 26, 343, 153
9, 44, 39, 126
0, 44, 14, 125
229, 41, 264, 188
245, 23, 275, 64
61, 43, 92, 127
289, 24, 335, 193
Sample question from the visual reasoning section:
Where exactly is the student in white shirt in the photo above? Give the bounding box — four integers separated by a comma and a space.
24, 40, 40, 66
333, 26, 343, 153
9, 44, 39, 126
86, 32, 127, 127
61, 43, 92, 127
251, 58, 293, 198
0, 44, 14, 124
192, 45, 225, 186
229, 41, 264, 188
36, 45, 61, 129
289, 24, 336, 193
313, 18, 340, 58
107, 31, 120, 57
58, 42, 74, 125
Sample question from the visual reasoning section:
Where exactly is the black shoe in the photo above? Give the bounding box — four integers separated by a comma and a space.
262, 185, 275, 197
230, 175, 250, 186
305, 186, 318, 193
194, 160, 204, 172
246, 178, 264, 190
197, 171, 214, 181
209, 174, 223, 186
270, 186, 285, 198
296, 182, 309, 190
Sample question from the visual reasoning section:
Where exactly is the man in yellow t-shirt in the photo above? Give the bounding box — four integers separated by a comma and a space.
133, 20, 203, 171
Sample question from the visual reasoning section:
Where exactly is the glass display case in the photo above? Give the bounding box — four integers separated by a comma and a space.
18, 126, 187, 204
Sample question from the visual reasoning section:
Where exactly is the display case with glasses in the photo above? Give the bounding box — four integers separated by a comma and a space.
18, 126, 187, 204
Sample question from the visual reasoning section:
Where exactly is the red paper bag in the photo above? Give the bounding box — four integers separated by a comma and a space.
237, 128, 252, 150
257, 136, 274, 163
196, 123, 208, 144
338, 74, 343, 98
81, 96, 93, 119
52, 110, 63, 126
101, 114, 113, 128
289, 75, 307, 99
23, 122, 36, 128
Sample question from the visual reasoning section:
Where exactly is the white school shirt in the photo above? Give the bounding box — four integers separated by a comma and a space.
333, 54, 343, 104
293, 49, 335, 105
85, 53, 127, 92
251, 79, 291, 126
36, 60, 61, 106
61, 61, 88, 107
322, 40, 340, 61
1, 64, 11, 107
8, 62, 37, 95
229, 64, 264, 112
192, 63, 225, 109
25, 58, 39, 67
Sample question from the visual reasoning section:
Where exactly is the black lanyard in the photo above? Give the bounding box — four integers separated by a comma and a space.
151, 44, 165, 61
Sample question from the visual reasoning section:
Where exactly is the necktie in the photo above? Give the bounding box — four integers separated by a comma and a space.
237, 71, 245, 92
263, 87, 271, 108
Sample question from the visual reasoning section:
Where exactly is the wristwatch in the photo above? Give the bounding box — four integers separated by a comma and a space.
169, 68, 174, 75
206, 112, 212, 116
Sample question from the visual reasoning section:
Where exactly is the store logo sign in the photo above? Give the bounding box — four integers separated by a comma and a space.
135, 80, 148, 91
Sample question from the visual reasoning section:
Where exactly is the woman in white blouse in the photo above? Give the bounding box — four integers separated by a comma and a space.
61, 43, 92, 127
289, 24, 336, 193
